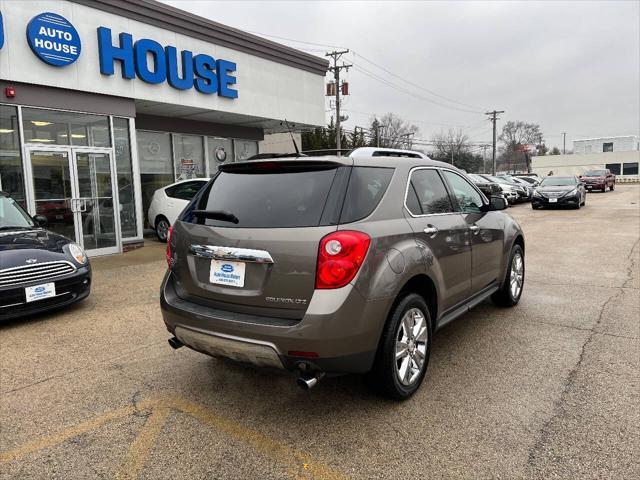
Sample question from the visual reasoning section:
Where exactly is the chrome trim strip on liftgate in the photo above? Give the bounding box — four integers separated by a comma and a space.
189, 245, 274, 264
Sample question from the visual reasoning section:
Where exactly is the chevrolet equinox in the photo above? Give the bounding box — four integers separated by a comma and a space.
160, 155, 525, 399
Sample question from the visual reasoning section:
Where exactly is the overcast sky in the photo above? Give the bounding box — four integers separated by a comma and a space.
164, 0, 639, 151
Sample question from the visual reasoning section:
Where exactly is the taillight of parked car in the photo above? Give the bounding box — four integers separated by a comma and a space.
166, 226, 174, 268
316, 231, 370, 289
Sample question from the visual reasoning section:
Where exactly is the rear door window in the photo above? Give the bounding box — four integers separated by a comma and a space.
406, 169, 453, 215
166, 181, 206, 201
340, 167, 394, 223
197, 163, 339, 228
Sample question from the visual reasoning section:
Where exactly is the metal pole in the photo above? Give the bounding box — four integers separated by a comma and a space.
325, 50, 351, 155
562, 132, 566, 154
485, 110, 504, 175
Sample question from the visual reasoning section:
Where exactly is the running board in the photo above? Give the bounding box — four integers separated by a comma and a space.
436, 284, 499, 330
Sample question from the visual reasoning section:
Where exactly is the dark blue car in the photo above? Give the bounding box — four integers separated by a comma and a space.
0, 192, 91, 320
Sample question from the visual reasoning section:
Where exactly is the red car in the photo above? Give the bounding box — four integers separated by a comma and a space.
580, 169, 616, 192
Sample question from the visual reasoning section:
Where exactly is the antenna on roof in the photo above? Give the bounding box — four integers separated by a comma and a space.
284, 119, 301, 157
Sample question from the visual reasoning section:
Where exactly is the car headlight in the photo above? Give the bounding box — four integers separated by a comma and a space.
68, 243, 88, 264
564, 188, 578, 197
533, 190, 542, 197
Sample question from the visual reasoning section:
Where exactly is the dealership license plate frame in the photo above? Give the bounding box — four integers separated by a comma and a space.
25, 282, 56, 303
209, 260, 246, 288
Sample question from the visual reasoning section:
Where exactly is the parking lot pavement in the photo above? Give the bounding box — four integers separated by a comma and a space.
1, 185, 638, 480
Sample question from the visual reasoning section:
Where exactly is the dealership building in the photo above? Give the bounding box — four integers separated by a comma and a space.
0, 0, 327, 255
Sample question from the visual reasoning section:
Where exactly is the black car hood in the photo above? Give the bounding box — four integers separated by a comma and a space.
0, 229, 74, 270
537, 185, 575, 192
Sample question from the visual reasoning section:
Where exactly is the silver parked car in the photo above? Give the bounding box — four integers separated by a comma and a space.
160, 155, 525, 399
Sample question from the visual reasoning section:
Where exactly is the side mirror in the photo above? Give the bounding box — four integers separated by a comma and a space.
33, 214, 48, 227
481, 196, 507, 212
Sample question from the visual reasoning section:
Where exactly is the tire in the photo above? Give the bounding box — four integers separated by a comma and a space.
369, 293, 432, 400
610, 183, 615, 191
602, 184, 607, 193
492, 244, 525, 307
155, 216, 171, 242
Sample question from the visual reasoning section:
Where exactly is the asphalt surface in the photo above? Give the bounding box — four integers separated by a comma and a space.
1, 185, 638, 480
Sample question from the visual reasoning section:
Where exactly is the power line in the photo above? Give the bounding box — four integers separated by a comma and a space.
352, 63, 484, 115
351, 51, 487, 112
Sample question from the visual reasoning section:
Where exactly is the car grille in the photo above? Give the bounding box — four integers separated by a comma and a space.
545, 192, 564, 198
0, 261, 77, 287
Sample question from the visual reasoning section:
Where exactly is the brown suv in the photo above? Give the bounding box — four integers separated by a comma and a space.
160, 155, 525, 399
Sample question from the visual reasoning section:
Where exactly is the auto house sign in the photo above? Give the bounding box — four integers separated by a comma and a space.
26, 12, 81, 66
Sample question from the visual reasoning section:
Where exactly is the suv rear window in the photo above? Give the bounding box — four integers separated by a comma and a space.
198, 163, 338, 228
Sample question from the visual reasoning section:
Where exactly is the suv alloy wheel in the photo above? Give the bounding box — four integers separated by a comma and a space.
370, 293, 432, 400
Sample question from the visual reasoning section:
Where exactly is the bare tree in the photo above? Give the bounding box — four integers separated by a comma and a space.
499, 121, 544, 173
370, 113, 419, 149
430, 129, 482, 172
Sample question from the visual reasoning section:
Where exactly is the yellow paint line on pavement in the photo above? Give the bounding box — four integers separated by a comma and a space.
0, 394, 349, 480
115, 405, 171, 480
0, 403, 136, 464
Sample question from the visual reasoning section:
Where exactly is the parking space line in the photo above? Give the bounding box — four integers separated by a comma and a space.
0, 394, 349, 480
0, 403, 136, 465
115, 404, 171, 480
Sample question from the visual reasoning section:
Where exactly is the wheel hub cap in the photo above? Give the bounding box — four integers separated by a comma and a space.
394, 308, 428, 386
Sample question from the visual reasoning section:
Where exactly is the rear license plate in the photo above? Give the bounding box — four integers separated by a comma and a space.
549, 198, 558, 203
55, 214, 64, 220
25, 282, 56, 302
210, 260, 245, 287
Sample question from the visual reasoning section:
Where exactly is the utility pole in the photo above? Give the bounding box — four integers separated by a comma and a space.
482, 144, 489, 173
485, 110, 504, 175
562, 132, 567, 154
326, 50, 351, 154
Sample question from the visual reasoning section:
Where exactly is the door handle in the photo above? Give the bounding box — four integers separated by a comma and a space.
469, 224, 480, 234
423, 225, 438, 237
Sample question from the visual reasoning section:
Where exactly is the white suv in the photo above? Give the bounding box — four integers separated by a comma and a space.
148, 179, 208, 241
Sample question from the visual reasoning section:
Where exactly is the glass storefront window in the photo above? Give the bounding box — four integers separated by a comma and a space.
137, 130, 173, 227
234, 139, 258, 162
22, 108, 110, 147
0, 105, 26, 206
207, 137, 233, 174
173, 134, 205, 180
113, 118, 137, 238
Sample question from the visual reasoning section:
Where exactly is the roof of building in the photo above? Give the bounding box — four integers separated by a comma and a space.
69, 0, 329, 75
574, 135, 639, 142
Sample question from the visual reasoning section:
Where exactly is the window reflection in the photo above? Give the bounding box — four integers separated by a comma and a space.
22, 108, 110, 147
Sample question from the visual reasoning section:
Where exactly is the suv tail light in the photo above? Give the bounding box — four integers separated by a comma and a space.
316, 231, 370, 289
166, 226, 174, 268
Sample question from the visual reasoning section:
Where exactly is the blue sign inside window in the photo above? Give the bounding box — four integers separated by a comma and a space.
0, 11, 4, 50
26, 12, 81, 67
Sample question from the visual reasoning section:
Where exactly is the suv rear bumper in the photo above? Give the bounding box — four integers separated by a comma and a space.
160, 271, 388, 374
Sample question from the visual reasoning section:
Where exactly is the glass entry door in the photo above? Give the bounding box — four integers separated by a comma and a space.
73, 151, 119, 254
26, 147, 120, 256
28, 149, 76, 241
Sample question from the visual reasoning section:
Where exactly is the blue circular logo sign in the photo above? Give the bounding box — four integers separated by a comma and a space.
221, 264, 234, 273
26, 12, 81, 67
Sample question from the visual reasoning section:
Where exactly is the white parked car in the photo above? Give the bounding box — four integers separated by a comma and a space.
148, 179, 209, 241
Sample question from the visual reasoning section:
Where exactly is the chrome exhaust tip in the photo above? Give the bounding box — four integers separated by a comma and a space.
168, 337, 183, 349
296, 372, 324, 390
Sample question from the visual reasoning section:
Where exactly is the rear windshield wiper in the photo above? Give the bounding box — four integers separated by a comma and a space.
191, 210, 239, 224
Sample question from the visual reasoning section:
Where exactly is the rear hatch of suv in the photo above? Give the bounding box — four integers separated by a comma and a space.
170, 161, 346, 320
169, 159, 394, 320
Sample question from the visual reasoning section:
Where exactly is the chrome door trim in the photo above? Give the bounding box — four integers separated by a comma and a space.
190, 245, 274, 264
403, 166, 475, 218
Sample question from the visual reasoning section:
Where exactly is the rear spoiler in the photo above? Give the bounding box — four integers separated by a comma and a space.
219, 159, 348, 173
